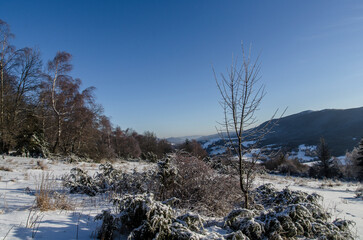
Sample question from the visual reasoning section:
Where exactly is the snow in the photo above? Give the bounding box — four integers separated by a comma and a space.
210, 147, 226, 155
0, 156, 362, 239
289, 144, 317, 162
336, 155, 348, 165
202, 138, 221, 149
241, 141, 255, 147
204, 139, 256, 156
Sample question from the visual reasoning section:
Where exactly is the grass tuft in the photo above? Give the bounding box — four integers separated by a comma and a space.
35, 172, 74, 211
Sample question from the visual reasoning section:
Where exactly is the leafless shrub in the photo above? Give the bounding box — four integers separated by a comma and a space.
171, 152, 240, 216
264, 154, 308, 176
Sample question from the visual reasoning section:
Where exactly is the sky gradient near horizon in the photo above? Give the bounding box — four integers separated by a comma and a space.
1, 0, 363, 138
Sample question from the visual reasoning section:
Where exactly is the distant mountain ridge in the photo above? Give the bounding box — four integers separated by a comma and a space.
170, 107, 363, 156
257, 107, 363, 155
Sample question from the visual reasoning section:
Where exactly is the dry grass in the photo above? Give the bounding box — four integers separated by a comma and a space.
293, 178, 309, 187
319, 179, 343, 189
90, 163, 97, 168
37, 160, 48, 170
0, 166, 13, 172
35, 172, 74, 211
32, 160, 48, 170
23, 171, 29, 180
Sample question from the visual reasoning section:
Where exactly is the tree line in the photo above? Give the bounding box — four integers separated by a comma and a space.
0, 19, 179, 160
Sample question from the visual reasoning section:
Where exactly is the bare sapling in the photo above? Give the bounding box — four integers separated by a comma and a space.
214, 43, 283, 209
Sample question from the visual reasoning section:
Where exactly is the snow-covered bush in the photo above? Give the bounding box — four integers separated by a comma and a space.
95, 184, 356, 239
222, 184, 355, 239
141, 151, 158, 162
355, 186, 363, 199
93, 180, 355, 240
94, 162, 122, 190
95, 193, 206, 240
157, 155, 178, 200
64, 162, 157, 196
64, 167, 99, 196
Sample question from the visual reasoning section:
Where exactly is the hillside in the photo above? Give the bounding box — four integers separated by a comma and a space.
185, 107, 363, 156
259, 107, 363, 156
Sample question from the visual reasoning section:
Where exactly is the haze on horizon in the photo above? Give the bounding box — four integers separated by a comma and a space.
1, 0, 363, 138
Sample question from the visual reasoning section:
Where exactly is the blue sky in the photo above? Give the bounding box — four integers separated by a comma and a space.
1, 0, 363, 138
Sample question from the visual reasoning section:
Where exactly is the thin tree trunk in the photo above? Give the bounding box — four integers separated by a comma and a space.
53, 113, 61, 153
0, 36, 5, 152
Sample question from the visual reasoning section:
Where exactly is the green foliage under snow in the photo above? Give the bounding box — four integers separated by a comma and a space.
94, 183, 355, 240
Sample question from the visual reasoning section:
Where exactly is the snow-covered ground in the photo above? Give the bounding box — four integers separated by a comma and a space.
203, 139, 256, 156
0, 157, 152, 239
289, 144, 317, 162
0, 156, 362, 239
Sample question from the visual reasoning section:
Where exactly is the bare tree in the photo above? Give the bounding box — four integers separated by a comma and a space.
45, 51, 72, 152
10, 48, 42, 126
214, 44, 280, 209
0, 19, 15, 152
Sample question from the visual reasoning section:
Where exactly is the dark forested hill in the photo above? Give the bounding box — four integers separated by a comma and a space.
259, 107, 363, 155
195, 107, 363, 156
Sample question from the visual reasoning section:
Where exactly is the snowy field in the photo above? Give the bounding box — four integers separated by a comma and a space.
0, 156, 362, 239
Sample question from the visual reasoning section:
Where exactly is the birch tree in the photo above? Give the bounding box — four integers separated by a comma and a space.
46, 51, 72, 152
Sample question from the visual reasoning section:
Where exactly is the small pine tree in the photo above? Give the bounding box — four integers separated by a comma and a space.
357, 138, 363, 181
316, 137, 333, 178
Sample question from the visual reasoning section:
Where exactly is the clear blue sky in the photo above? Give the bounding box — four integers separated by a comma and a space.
1, 0, 363, 138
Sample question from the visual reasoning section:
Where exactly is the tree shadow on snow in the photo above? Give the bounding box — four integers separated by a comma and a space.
12, 211, 100, 239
